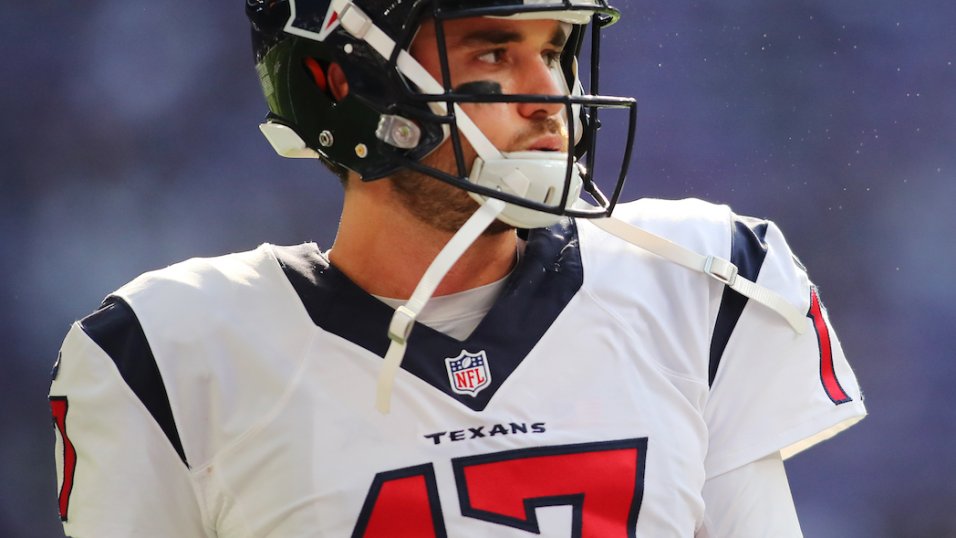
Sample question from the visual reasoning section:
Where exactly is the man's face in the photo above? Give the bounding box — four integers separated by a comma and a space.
387, 16, 571, 233
410, 16, 571, 154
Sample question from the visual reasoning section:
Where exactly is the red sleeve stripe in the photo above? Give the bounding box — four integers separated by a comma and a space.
50, 396, 77, 521
808, 288, 852, 404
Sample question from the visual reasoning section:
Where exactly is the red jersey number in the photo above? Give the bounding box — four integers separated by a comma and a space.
353, 438, 647, 538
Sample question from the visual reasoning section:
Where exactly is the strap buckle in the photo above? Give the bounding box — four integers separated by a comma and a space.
339, 3, 373, 39
387, 305, 416, 345
704, 256, 738, 286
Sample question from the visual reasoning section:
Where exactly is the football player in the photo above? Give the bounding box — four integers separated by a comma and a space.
49, 0, 866, 536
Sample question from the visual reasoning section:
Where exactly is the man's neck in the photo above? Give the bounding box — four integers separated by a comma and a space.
328, 179, 518, 299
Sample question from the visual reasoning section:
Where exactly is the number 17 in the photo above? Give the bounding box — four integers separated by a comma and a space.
352, 438, 648, 538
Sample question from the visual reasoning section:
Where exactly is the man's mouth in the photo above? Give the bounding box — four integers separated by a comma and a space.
525, 135, 565, 152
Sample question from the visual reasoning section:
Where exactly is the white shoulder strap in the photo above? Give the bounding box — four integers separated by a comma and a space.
589, 216, 808, 334
376, 198, 508, 414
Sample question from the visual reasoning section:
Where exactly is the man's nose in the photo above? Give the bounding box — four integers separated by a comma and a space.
516, 59, 566, 120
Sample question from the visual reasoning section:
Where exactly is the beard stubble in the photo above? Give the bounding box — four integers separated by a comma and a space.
388, 115, 566, 235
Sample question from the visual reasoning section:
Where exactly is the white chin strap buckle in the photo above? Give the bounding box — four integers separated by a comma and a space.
467, 151, 583, 229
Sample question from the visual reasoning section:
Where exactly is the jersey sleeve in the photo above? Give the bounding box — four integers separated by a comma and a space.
703, 216, 866, 478
698, 452, 802, 537
48, 301, 210, 537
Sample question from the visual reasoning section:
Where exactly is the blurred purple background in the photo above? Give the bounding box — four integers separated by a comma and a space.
3, 1, 954, 536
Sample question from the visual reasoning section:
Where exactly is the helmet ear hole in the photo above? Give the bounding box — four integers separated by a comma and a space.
303, 57, 328, 93
326, 62, 350, 102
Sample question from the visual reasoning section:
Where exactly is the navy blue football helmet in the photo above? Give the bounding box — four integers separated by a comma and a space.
246, 0, 636, 228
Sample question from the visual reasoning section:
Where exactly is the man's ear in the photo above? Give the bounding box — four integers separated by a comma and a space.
327, 63, 349, 101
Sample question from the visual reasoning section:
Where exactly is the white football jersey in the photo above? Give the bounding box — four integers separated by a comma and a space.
49, 198, 865, 537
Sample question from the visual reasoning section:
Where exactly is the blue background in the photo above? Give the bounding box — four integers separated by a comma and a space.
2, 0, 954, 535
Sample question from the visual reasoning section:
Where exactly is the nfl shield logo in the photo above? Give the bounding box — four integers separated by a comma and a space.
445, 350, 491, 397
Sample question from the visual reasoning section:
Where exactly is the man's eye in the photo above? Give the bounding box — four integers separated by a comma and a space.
543, 50, 562, 67
477, 50, 504, 64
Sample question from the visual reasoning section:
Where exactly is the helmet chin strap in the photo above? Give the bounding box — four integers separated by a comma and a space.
375, 200, 809, 414
376, 197, 508, 414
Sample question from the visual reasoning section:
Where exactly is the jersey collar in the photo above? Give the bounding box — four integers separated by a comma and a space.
274, 219, 583, 411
